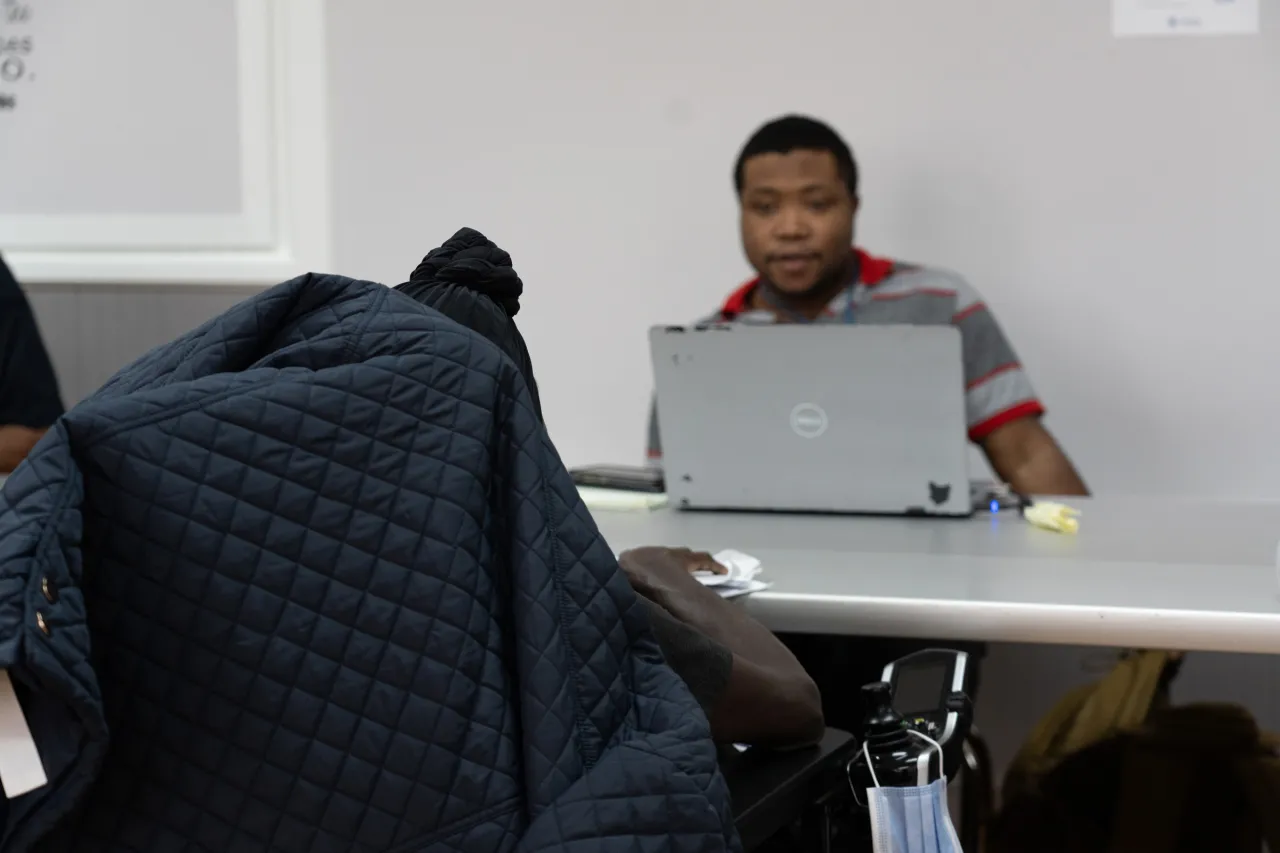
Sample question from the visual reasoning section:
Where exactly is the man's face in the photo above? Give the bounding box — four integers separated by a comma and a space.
738, 150, 857, 296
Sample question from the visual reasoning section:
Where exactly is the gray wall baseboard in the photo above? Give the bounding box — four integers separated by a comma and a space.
23, 283, 263, 406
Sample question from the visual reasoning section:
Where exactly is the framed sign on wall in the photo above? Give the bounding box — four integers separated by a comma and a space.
0, 0, 330, 284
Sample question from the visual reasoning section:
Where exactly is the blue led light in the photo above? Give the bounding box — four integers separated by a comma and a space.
990, 500, 999, 513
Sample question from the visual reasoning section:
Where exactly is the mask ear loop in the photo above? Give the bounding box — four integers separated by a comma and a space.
848, 729, 947, 806
906, 728, 945, 785
847, 739, 882, 808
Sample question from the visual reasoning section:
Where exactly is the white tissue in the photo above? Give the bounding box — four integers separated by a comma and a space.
695, 549, 771, 598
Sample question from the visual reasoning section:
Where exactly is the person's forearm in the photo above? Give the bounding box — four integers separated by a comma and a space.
650, 582, 824, 744
1008, 448, 1089, 497
985, 420, 1089, 497
0, 425, 45, 473
649, 580, 807, 676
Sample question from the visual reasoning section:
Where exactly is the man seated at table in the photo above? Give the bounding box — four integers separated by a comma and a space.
0, 252, 63, 474
399, 228, 824, 748
645, 115, 1089, 732
646, 114, 1087, 498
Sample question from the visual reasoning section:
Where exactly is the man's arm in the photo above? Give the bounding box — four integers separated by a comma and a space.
980, 416, 1088, 496
950, 277, 1086, 495
621, 547, 824, 747
0, 425, 46, 474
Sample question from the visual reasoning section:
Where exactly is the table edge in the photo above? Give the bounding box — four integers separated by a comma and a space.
744, 594, 1280, 654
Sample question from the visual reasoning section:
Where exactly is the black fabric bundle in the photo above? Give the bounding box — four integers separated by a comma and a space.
0, 253, 64, 428
395, 228, 543, 421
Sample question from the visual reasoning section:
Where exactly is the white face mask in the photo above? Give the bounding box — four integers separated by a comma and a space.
861, 729, 963, 853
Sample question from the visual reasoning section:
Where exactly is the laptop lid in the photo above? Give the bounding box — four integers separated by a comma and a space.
649, 323, 971, 516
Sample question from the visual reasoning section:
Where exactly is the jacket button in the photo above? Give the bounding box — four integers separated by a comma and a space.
36, 612, 50, 636
41, 577, 58, 604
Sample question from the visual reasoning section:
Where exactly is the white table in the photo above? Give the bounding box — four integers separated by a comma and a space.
591, 497, 1280, 655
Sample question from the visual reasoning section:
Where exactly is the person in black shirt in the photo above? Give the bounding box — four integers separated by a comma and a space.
399, 229, 824, 747
0, 252, 63, 473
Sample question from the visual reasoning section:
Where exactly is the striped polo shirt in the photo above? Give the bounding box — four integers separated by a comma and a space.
646, 248, 1044, 460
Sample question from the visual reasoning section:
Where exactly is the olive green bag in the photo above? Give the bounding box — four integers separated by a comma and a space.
988, 650, 1280, 853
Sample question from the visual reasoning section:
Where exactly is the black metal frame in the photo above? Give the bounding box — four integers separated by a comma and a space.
723, 729, 858, 851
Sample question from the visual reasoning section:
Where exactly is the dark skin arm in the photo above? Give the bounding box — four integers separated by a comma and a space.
0, 425, 45, 474
619, 547, 825, 748
980, 416, 1088, 497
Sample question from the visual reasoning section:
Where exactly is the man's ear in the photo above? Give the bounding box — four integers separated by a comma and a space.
851, 194, 861, 215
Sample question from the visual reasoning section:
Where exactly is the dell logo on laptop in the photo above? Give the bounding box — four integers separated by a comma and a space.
789, 403, 829, 439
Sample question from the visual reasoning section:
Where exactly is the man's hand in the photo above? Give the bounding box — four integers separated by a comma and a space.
618, 547, 726, 600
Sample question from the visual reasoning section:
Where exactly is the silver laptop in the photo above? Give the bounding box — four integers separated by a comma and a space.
649, 323, 971, 516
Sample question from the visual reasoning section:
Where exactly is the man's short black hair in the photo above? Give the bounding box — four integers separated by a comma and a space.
733, 115, 858, 197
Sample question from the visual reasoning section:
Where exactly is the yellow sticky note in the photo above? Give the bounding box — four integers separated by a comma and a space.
1024, 501, 1080, 535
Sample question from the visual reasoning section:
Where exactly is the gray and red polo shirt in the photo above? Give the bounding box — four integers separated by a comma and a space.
647, 248, 1044, 460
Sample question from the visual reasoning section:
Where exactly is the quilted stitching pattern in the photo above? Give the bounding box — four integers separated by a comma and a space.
0, 275, 738, 852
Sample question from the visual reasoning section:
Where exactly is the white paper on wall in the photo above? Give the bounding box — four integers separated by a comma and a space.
1113, 0, 1260, 37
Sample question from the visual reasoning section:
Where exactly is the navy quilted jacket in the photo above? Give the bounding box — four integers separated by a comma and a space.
0, 274, 739, 851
